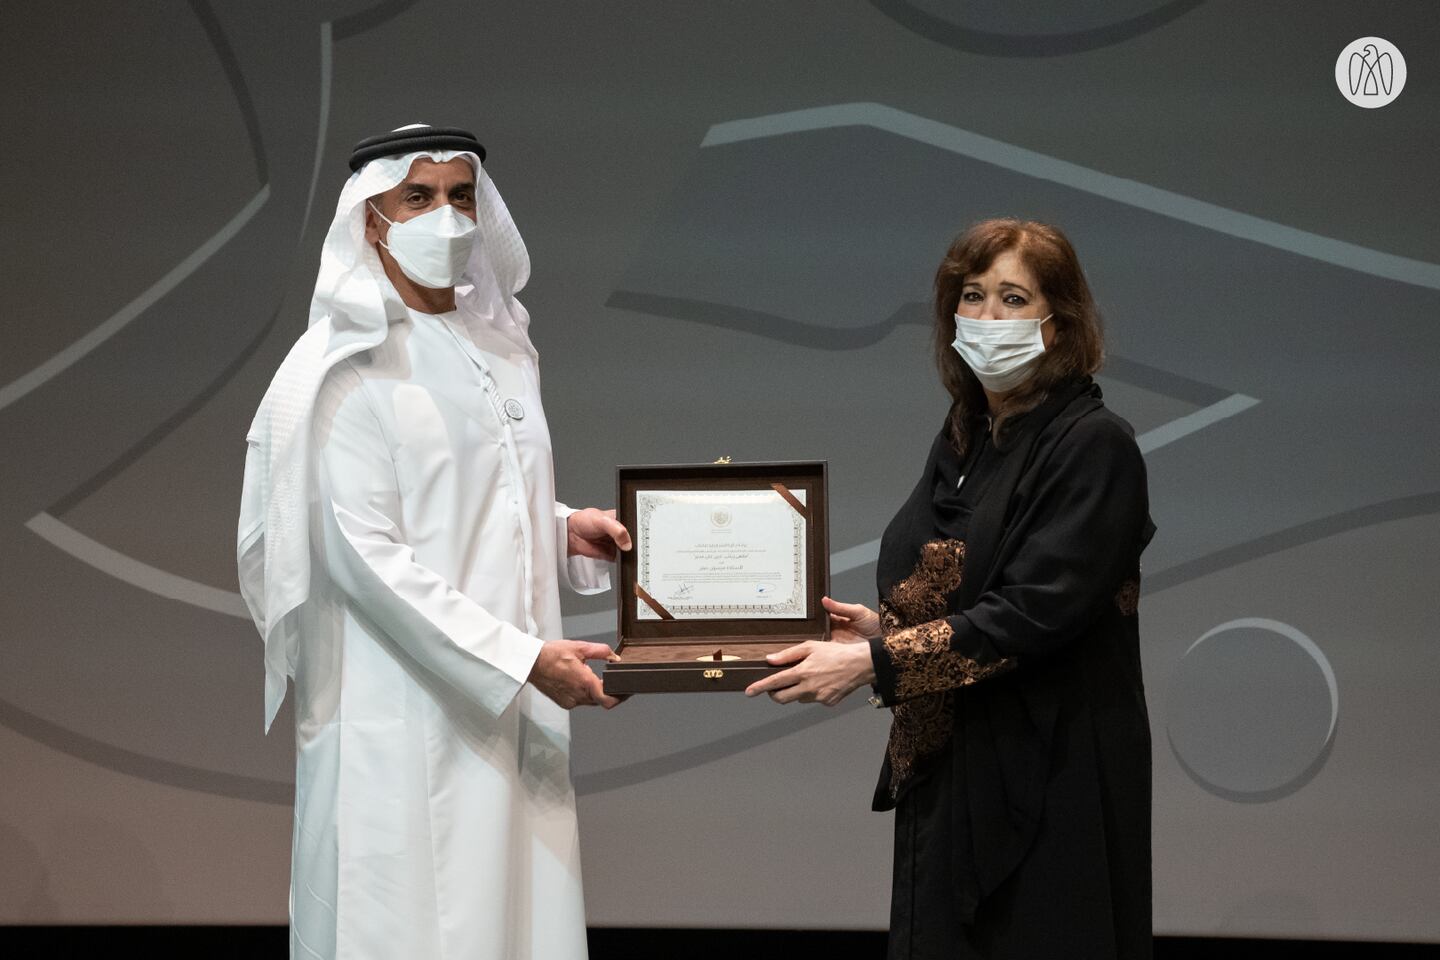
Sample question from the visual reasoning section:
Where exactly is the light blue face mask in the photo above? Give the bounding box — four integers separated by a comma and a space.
951, 313, 1053, 392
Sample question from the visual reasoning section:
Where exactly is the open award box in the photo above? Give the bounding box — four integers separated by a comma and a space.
603, 461, 831, 694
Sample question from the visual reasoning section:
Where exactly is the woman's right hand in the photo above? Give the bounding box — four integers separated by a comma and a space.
822, 596, 882, 643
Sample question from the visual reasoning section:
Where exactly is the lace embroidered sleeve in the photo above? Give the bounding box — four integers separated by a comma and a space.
871, 616, 1015, 705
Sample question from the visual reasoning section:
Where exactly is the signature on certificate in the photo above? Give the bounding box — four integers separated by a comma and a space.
672, 583, 695, 599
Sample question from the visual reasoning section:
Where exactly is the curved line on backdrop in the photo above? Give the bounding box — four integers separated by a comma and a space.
186, 0, 268, 183
700, 103, 1440, 292
1142, 491, 1440, 594
1185, 617, 1340, 738
0, 697, 291, 805
1168, 616, 1340, 803
1168, 723, 1338, 804
0, 187, 270, 414
25, 513, 251, 618
308, 0, 431, 219
299, 22, 334, 239
49, 305, 284, 516
332, 0, 425, 40
605, 292, 925, 351
867, 0, 1206, 58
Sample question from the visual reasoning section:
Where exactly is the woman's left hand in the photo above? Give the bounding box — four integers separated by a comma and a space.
744, 640, 877, 706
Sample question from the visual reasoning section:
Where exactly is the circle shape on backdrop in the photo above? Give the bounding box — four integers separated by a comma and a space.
1167, 618, 1339, 802
1335, 37, 1407, 108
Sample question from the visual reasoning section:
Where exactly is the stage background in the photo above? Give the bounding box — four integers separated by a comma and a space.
1, 0, 1436, 941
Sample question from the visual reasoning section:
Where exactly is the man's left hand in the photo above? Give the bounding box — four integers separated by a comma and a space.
567, 507, 633, 560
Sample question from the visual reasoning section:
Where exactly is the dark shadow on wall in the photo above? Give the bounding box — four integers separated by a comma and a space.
868, 0, 1206, 58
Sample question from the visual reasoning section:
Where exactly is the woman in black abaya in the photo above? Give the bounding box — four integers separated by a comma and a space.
748, 219, 1156, 960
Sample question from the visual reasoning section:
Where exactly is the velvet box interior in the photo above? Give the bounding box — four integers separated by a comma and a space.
602, 461, 830, 694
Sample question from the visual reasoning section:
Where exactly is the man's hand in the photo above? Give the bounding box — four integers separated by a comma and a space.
529, 640, 623, 709
566, 508, 633, 560
743, 639, 877, 706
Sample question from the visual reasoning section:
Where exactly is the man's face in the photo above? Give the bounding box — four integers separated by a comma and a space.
364, 156, 478, 247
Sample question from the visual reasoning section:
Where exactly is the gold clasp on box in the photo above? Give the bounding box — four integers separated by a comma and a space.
702, 668, 725, 680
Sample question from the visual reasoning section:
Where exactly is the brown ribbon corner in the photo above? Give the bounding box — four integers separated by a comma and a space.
770, 482, 810, 520
634, 583, 676, 620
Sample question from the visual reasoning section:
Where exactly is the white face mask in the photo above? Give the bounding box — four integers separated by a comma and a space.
369, 201, 478, 289
951, 313, 1053, 392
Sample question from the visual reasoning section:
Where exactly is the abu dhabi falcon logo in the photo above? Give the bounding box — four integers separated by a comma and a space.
1336, 37, 1406, 108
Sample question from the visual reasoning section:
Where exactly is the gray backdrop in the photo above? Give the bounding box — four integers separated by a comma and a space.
1, 0, 1436, 939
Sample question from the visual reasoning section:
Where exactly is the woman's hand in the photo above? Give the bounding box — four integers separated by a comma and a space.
744, 638, 877, 706
822, 596, 882, 643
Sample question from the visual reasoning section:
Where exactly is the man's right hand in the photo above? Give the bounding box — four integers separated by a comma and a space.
528, 640, 623, 709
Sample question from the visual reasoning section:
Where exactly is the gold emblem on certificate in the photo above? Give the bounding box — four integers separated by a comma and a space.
635, 488, 808, 620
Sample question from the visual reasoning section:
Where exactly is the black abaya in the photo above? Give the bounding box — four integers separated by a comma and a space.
868, 379, 1155, 960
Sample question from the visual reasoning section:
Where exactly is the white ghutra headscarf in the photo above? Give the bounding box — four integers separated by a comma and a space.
238, 129, 532, 731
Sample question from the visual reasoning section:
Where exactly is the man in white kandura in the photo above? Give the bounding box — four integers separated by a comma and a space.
237, 123, 629, 959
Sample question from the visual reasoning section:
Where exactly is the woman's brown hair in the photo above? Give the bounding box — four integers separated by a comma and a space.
933, 219, 1105, 455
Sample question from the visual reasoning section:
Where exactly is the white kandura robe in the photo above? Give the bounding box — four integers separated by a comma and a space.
290, 304, 607, 960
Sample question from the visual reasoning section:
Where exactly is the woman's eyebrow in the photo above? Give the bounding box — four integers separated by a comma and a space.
963, 279, 1033, 295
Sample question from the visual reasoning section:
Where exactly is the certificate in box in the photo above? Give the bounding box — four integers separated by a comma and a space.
604, 461, 830, 694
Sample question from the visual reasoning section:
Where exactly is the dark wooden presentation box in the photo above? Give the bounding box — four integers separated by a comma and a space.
603, 461, 831, 694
